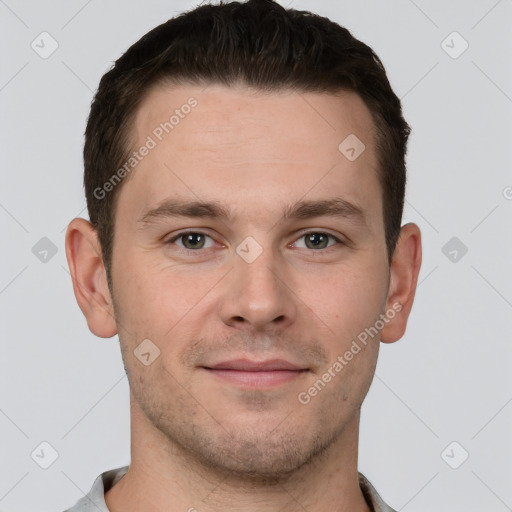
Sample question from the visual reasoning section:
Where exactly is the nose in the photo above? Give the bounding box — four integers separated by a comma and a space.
219, 244, 298, 333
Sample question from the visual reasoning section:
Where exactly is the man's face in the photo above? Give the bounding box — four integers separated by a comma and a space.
110, 83, 391, 478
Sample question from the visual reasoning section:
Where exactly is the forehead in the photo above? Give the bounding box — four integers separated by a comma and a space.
119, 82, 381, 226
133, 82, 376, 155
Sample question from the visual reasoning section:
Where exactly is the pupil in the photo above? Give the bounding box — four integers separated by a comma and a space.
181, 233, 328, 250
184, 233, 204, 249
307, 233, 327, 249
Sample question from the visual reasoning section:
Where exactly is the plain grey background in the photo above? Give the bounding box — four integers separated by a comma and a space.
1, 0, 511, 511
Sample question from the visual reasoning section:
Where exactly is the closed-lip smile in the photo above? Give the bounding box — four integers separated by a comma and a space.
204, 358, 307, 371
201, 358, 309, 388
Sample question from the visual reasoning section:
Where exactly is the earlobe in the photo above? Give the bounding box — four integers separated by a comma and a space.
381, 223, 422, 344
65, 218, 118, 338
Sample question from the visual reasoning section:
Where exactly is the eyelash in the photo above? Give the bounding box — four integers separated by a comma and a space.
165, 230, 343, 255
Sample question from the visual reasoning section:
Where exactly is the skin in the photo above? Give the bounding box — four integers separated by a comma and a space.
66, 82, 422, 512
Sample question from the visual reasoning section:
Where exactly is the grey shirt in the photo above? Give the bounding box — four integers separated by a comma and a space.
63, 466, 397, 512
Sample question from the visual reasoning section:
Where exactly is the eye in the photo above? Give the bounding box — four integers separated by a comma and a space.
167, 231, 216, 250
165, 230, 343, 254
291, 232, 342, 250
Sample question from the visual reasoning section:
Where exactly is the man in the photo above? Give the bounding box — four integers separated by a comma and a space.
64, 0, 422, 510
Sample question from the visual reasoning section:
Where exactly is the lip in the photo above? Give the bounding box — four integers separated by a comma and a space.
205, 358, 306, 371
201, 359, 309, 389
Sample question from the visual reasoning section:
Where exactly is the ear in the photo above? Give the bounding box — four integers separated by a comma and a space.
65, 218, 118, 338
381, 222, 422, 343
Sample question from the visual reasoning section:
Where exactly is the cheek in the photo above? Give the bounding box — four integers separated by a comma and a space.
112, 251, 221, 342
298, 261, 388, 342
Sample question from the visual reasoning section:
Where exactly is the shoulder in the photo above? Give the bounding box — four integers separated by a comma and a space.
358, 472, 397, 512
61, 466, 129, 512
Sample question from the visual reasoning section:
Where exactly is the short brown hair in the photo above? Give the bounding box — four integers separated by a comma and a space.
83, 0, 411, 286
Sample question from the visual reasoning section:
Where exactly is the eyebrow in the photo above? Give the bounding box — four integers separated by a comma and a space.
137, 197, 367, 227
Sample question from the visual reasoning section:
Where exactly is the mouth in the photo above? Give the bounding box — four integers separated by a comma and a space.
200, 359, 310, 389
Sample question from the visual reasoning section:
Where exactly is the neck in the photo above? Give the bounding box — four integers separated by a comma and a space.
105, 396, 371, 512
